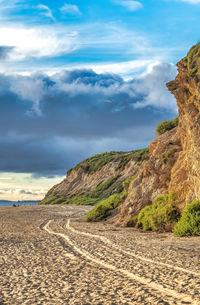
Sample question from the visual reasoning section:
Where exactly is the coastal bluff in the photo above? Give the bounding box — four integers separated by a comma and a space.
41, 43, 200, 227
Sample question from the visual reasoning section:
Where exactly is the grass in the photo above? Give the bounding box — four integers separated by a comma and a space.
116, 148, 149, 171
74, 151, 121, 173
186, 43, 200, 76
63, 193, 99, 206
156, 117, 178, 136
90, 176, 120, 198
72, 148, 149, 175
135, 192, 180, 232
39, 195, 66, 205
39, 176, 122, 206
174, 200, 200, 236
85, 176, 135, 222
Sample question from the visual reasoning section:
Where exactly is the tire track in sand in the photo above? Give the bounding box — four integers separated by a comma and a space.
66, 219, 200, 277
43, 219, 199, 305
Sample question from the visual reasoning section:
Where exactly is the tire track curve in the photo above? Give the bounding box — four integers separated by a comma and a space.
44, 219, 199, 305
66, 219, 200, 277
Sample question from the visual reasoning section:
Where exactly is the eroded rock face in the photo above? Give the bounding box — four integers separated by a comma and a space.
167, 54, 200, 208
116, 128, 182, 225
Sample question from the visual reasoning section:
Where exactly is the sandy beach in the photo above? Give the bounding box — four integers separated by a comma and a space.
0, 205, 200, 305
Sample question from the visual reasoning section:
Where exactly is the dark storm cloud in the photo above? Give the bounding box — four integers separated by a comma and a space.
0, 63, 177, 176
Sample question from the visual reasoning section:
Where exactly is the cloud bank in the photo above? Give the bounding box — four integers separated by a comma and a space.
0, 63, 177, 176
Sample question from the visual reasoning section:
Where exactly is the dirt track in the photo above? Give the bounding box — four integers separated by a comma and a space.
0, 205, 200, 305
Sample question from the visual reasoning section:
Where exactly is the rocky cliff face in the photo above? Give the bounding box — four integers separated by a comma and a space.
42, 43, 200, 226
117, 43, 200, 225
117, 127, 182, 225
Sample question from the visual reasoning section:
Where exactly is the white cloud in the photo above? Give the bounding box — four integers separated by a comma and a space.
87, 59, 156, 79
61, 3, 81, 15
114, 0, 143, 11
132, 62, 177, 111
0, 26, 79, 61
37, 4, 55, 21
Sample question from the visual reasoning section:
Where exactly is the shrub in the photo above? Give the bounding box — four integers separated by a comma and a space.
136, 192, 180, 232
186, 43, 200, 76
174, 200, 200, 236
85, 194, 121, 222
85, 176, 135, 222
156, 117, 178, 136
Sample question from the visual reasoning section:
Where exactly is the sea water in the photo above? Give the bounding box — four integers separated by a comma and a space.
0, 200, 39, 207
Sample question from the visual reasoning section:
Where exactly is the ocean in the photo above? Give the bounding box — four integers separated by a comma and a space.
0, 200, 39, 207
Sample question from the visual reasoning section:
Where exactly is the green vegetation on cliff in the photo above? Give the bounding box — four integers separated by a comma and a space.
174, 200, 200, 236
132, 193, 180, 232
70, 148, 149, 174
85, 176, 135, 222
90, 176, 120, 198
74, 151, 121, 173
186, 43, 200, 76
156, 117, 178, 136
116, 148, 149, 170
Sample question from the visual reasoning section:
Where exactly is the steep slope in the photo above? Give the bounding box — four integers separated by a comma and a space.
40, 149, 149, 208
117, 43, 200, 225
117, 127, 182, 225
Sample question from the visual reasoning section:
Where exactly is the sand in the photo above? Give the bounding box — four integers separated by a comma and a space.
0, 205, 200, 305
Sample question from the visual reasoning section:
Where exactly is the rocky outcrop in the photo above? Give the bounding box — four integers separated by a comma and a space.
167, 52, 200, 208
117, 43, 200, 225
117, 127, 182, 225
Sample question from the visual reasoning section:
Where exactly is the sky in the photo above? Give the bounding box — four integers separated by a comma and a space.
0, 0, 200, 200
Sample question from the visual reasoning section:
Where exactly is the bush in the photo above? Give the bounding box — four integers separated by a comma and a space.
186, 43, 200, 76
85, 194, 121, 222
85, 176, 135, 222
174, 200, 200, 236
156, 117, 178, 136
136, 192, 180, 232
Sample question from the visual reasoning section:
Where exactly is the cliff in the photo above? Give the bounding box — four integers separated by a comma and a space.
117, 43, 200, 225
40, 149, 149, 209
41, 43, 200, 227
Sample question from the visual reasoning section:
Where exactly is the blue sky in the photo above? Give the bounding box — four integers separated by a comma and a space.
0, 0, 200, 200
1, 0, 200, 75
